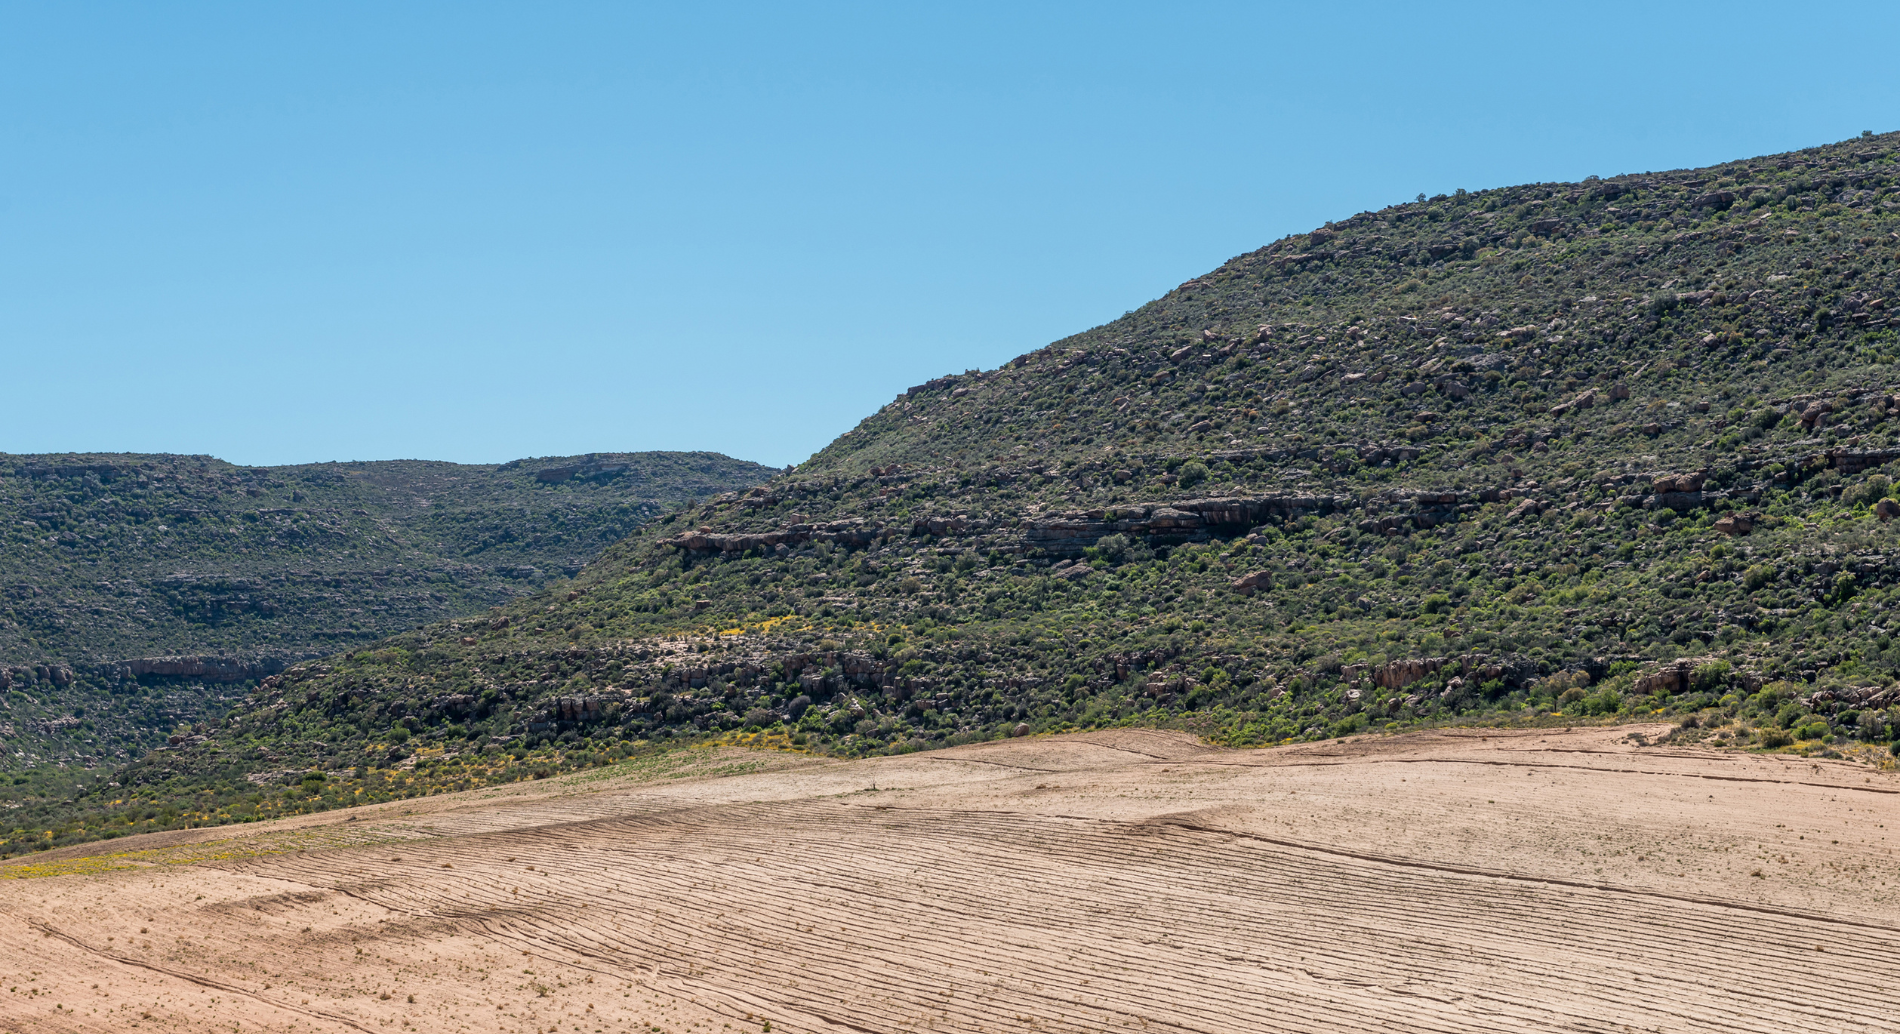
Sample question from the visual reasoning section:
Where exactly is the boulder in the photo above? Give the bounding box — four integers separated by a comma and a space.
1713, 514, 1753, 536
1652, 471, 1707, 493
1876, 498, 1900, 521
1230, 571, 1275, 596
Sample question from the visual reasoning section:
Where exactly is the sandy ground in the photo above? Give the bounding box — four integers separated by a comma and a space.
2, 725, 1897, 1033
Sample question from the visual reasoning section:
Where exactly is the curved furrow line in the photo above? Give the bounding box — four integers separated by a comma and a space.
242, 840, 1885, 1031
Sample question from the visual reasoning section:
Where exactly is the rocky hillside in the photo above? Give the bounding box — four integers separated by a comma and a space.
12, 131, 1900, 856
0, 451, 774, 776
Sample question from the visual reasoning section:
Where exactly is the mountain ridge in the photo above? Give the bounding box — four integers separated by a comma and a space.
9, 129, 1900, 856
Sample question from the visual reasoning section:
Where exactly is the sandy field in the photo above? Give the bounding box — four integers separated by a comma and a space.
2, 725, 1897, 1033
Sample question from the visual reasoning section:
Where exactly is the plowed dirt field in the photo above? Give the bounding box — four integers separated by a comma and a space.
4, 726, 1897, 1032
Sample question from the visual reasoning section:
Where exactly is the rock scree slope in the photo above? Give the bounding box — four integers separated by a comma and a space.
13, 130, 1900, 855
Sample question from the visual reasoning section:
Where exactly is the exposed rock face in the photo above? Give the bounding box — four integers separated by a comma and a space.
666, 518, 886, 555
662, 495, 1360, 558
1832, 448, 1900, 475
1364, 654, 1510, 691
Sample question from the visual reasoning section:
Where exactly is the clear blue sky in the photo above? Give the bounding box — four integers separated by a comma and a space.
4, 3, 1896, 468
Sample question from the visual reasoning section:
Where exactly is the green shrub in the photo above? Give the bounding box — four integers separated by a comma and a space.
1581, 688, 1623, 715
1691, 660, 1733, 693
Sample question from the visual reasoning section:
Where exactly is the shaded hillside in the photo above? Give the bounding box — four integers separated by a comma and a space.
13, 131, 1900, 855
0, 451, 774, 775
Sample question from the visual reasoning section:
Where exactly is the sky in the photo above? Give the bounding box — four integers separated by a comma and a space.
4, 2, 1898, 469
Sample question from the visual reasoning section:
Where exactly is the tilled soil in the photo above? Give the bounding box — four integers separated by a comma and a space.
4, 726, 1897, 1032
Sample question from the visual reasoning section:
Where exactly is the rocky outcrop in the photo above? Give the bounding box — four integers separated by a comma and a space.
2, 665, 75, 689
1021, 496, 1352, 552
1550, 389, 1597, 416
1797, 400, 1833, 430
1644, 470, 1728, 511
1807, 684, 1899, 710
1651, 471, 1708, 494
665, 518, 887, 555
1629, 657, 1764, 696
1050, 559, 1094, 580
1359, 654, 1512, 691
110, 655, 292, 682
1830, 448, 1900, 476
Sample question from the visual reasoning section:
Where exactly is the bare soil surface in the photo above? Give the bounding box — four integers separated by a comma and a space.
4, 726, 1898, 1032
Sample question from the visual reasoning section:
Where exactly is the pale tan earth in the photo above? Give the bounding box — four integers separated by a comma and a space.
3, 725, 1898, 1033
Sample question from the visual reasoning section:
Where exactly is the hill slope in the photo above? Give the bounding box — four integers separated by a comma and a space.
13, 131, 1900, 855
0, 451, 774, 774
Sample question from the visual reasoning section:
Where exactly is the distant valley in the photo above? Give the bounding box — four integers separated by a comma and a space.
0, 451, 774, 776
